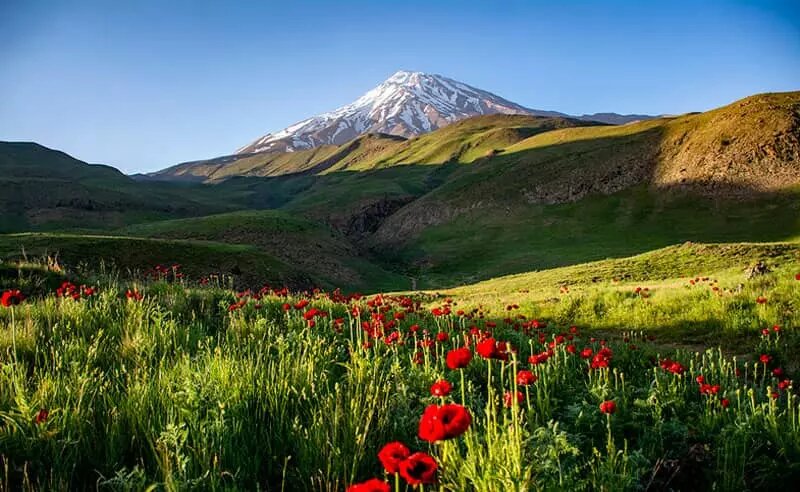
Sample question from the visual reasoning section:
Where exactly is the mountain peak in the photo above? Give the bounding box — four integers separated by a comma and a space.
236, 72, 655, 155
236, 71, 535, 154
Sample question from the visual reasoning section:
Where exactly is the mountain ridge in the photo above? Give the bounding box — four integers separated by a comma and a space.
235, 70, 654, 155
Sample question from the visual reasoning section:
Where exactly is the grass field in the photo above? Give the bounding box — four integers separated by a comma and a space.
1, 242, 799, 490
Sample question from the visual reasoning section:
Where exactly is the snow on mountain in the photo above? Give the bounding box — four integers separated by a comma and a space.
236, 70, 655, 155
236, 71, 550, 154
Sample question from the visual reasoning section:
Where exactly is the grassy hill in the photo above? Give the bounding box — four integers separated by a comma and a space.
0, 232, 315, 289
148, 114, 592, 182
118, 210, 408, 290
3, 92, 798, 291
419, 240, 800, 346
0, 142, 239, 232
371, 92, 800, 286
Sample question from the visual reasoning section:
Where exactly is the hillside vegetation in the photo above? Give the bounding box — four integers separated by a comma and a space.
0, 142, 237, 232
1, 91, 798, 290
0, 244, 798, 490
118, 210, 408, 290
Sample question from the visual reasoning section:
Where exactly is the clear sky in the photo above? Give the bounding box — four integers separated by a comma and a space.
1, 0, 799, 174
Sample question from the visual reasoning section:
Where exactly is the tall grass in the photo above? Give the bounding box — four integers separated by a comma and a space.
1, 264, 799, 490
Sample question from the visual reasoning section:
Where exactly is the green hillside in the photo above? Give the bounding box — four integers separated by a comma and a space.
118, 210, 409, 290
148, 114, 592, 182
2, 92, 799, 292
371, 92, 800, 286
0, 142, 236, 232
0, 233, 312, 288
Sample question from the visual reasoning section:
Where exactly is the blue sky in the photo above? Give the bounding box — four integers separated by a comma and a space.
1, 0, 798, 174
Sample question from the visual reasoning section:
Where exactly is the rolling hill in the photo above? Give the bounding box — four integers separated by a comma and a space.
2, 91, 798, 291
0, 142, 237, 232
117, 210, 408, 290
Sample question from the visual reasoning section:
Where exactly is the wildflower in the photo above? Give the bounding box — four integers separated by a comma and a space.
35, 409, 49, 425
760, 354, 772, 364
418, 404, 472, 442
476, 338, 498, 359
528, 352, 549, 365
516, 370, 538, 386
504, 390, 524, 407
720, 398, 730, 409
599, 400, 617, 414
347, 478, 390, 492
377, 441, 410, 474
580, 348, 593, 359
1, 290, 25, 307
398, 452, 438, 485
430, 380, 453, 397
699, 384, 721, 395
436, 332, 449, 342
590, 348, 613, 369
660, 359, 685, 375
696, 375, 705, 384
125, 289, 143, 301
756, 296, 767, 305
446, 347, 472, 369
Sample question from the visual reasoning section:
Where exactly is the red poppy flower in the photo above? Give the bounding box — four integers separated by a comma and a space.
436, 332, 449, 342
696, 375, 705, 384
504, 390, 524, 407
35, 409, 49, 424
599, 400, 616, 414
516, 370, 537, 386
347, 478, 391, 492
430, 380, 453, 397
778, 379, 791, 391
720, 398, 730, 409
756, 296, 767, 305
760, 354, 772, 364
125, 289, 143, 301
476, 338, 497, 359
660, 359, 686, 375
699, 384, 721, 395
377, 441, 410, 474
1, 290, 25, 307
399, 452, 438, 485
795, 272, 800, 281
580, 348, 593, 359
418, 404, 472, 442
446, 347, 472, 369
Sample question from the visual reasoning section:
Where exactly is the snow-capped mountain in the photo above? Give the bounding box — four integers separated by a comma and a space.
237, 71, 552, 154
237, 70, 654, 154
